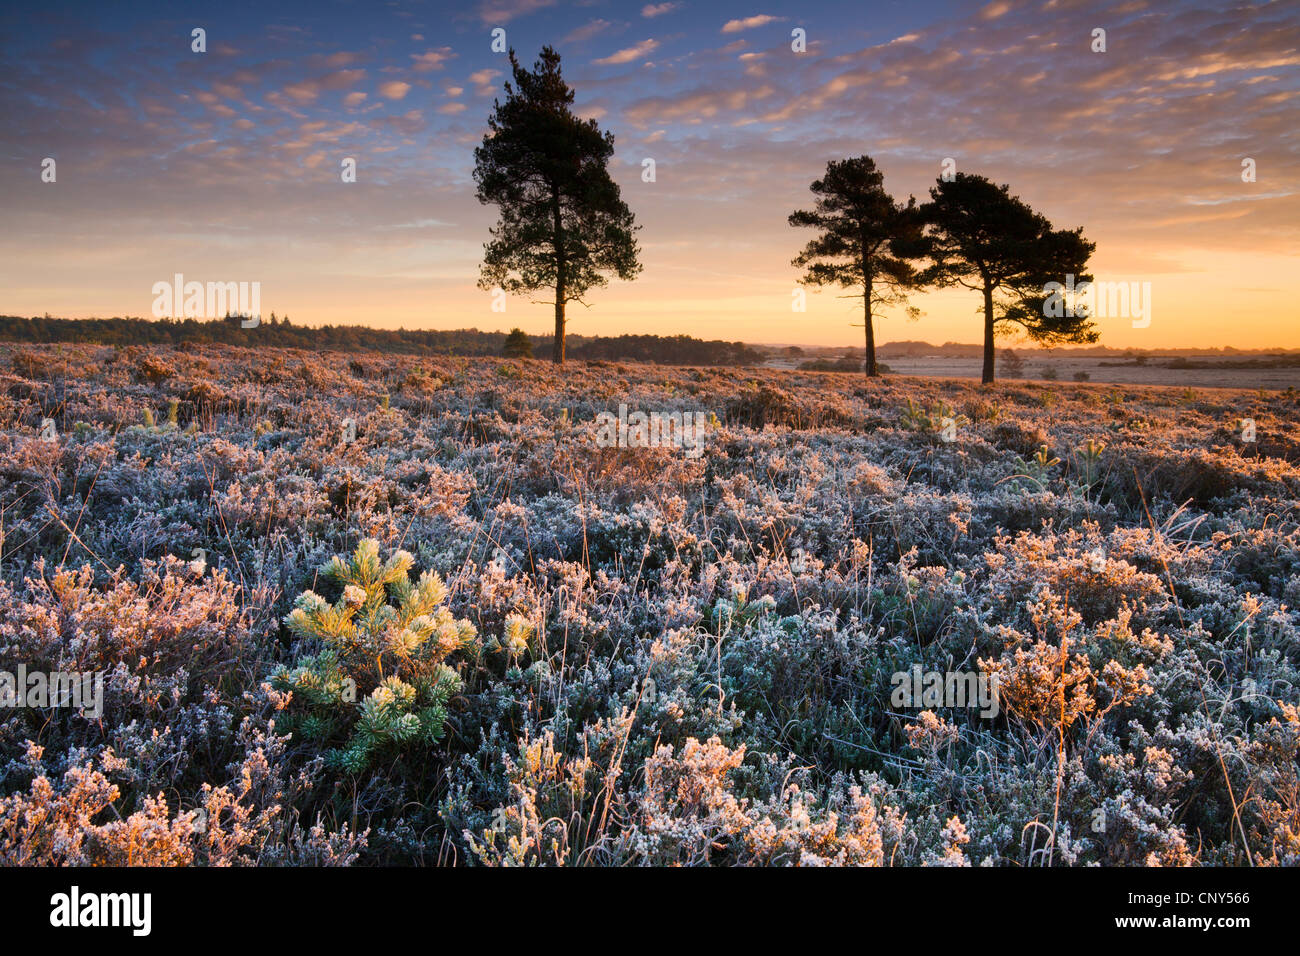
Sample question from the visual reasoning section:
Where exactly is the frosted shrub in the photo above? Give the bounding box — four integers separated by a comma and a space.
0, 746, 198, 866
273, 539, 480, 772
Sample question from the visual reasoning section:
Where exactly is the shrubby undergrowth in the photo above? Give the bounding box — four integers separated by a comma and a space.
0, 343, 1297, 866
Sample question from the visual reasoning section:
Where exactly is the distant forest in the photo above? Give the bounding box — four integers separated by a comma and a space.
0, 314, 766, 366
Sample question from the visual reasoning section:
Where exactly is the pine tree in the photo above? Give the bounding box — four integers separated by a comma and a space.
272, 539, 480, 772
789, 156, 926, 377
473, 47, 641, 364
920, 173, 1096, 384
502, 328, 533, 359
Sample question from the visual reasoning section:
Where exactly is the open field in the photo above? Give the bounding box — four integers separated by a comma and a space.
763, 354, 1300, 390
1, 342, 1298, 866
880, 356, 1300, 390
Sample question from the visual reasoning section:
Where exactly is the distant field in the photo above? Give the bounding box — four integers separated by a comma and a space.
766, 354, 1300, 389
2, 343, 1298, 866
880, 356, 1300, 389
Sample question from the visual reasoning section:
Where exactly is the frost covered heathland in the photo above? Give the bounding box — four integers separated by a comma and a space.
1, 343, 1296, 866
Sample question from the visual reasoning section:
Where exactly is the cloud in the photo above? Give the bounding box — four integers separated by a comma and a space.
282, 81, 322, 104
564, 19, 618, 45
641, 2, 680, 16
411, 49, 453, 72
279, 69, 368, 104
343, 92, 368, 107
316, 51, 359, 69
721, 14, 784, 34
625, 85, 771, 124
378, 81, 411, 100
368, 109, 426, 136
477, 0, 556, 24
594, 39, 659, 65
280, 120, 368, 151
374, 218, 455, 231
469, 68, 502, 94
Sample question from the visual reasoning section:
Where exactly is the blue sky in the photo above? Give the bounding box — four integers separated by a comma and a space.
2, 0, 1297, 347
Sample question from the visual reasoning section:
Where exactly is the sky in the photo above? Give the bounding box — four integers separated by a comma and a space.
1, 0, 1297, 349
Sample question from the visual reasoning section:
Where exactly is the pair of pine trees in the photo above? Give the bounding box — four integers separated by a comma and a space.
788, 159, 1096, 383
475, 47, 1095, 383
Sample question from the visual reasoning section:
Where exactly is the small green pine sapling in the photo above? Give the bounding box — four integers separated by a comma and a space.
1032, 444, 1060, 477
1074, 438, 1105, 490
1012, 444, 1062, 491
711, 587, 777, 635
272, 539, 480, 772
484, 613, 535, 673
900, 397, 968, 436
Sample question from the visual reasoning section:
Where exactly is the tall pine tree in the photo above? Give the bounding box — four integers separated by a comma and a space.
474, 47, 641, 364
789, 156, 925, 377
920, 173, 1096, 384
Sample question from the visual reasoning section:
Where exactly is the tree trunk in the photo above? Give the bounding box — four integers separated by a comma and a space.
863, 281, 878, 378
981, 284, 995, 384
553, 298, 565, 364
552, 188, 566, 365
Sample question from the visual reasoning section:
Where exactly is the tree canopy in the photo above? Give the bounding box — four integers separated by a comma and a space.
789, 156, 925, 377
920, 173, 1096, 383
474, 47, 640, 364
501, 328, 534, 359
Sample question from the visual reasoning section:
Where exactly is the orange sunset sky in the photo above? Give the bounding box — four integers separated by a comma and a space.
2, 0, 1297, 349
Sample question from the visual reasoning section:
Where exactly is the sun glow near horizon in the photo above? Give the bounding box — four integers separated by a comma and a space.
1, 0, 1296, 350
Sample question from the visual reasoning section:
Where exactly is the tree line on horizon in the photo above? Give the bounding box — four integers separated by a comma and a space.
0, 314, 763, 366
476, 47, 1097, 384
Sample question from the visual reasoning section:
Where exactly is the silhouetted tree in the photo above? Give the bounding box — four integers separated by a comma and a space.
789, 156, 925, 377
474, 47, 641, 364
920, 173, 1096, 384
502, 327, 534, 358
